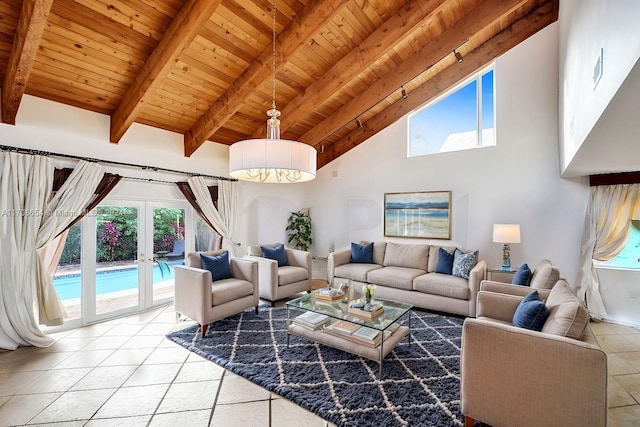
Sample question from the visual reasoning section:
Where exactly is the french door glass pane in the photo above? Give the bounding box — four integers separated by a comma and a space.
53, 222, 82, 321
95, 206, 139, 316
152, 207, 185, 303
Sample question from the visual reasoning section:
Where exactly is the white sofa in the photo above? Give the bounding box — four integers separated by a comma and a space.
328, 241, 486, 317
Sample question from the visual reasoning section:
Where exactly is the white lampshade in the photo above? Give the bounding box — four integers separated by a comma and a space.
228, 138, 317, 183
493, 224, 521, 244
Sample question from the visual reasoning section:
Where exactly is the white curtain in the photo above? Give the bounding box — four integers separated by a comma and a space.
0, 153, 104, 349
574, 184, 639, 317
188, 177, 238, 255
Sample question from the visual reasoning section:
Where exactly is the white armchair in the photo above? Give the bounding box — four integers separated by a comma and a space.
246, 244, 311, 305
174, 250, 259, 337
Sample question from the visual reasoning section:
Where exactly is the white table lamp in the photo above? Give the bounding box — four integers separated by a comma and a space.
493, 224, 521, 269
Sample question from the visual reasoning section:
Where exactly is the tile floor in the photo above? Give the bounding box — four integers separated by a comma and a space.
0, 305, 639, 426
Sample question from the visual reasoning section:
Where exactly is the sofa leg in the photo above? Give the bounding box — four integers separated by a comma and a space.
464, 415, 474, 427
200, 324, 208, 337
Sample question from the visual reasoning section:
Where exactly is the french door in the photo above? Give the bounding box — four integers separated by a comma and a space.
82, 200, 190, 323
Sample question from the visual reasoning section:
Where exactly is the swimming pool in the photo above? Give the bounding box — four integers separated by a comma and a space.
53, 261, 183, 300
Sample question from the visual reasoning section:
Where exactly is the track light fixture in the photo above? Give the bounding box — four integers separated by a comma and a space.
401, 86, 408, 99
454, 50, 463, 63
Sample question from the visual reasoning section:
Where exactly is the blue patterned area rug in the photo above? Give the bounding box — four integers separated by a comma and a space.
166, 306, 465, 427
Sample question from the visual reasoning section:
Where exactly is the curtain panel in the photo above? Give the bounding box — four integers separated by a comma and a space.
575, 183, 639, 317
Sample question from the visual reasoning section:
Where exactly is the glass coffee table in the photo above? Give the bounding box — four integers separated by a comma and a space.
286, 291, 412, 378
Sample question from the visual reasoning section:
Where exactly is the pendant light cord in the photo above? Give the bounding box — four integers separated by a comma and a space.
272, 0, 277, 111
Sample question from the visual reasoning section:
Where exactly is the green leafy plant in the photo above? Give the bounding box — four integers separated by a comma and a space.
286, 210, 312, 251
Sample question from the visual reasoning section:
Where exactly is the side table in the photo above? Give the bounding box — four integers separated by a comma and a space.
485, 266, 518, 282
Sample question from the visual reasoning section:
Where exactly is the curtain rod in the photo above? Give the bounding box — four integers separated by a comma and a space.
0, 144, 237, 182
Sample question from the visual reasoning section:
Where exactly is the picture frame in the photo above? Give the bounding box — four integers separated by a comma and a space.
384, 191, 452, 239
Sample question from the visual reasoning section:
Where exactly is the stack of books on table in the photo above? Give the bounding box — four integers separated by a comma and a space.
293, 311, 331, 331
324, 321, 383, 348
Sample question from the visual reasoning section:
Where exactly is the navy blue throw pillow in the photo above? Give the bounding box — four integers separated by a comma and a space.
261, 244, 288, 267
200, 251, 232, 281
435, 248, 455, 275
512, 263, 532, 286
513, 291, 548, 331
351, 242, 374, 263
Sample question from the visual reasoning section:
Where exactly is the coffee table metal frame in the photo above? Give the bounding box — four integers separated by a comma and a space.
286, 292, 412, 378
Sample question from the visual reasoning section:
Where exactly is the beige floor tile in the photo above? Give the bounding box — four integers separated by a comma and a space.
93, 384, 170, 418
216, 373, 271, 405
144, 346, 191, 364
27, 421, 85, 427
608, 404, 640, 427
607, 324, 640, 335
137, 323, 175, 336
0, 396, 9, 406
124, 363, 182, 387
174, 360, 224, 383
597, 335, 640, 353
622, 334, 640, 347
84, 415, 151, 426
609, 376, 638, 408
618, 352, 640, 372
29, 389, 115, 424
271, 397, 328, 426
185, 352, 208, 362
81, 335, 130, 351
17, 368, 91, 395
615, 374, 640, 402
0, 371, 44, 396
102, 323, 145, 336
121, 335, 165, 349
70, 365, 138, 390
99, 347, 154, 366
210, 401, 270, 427
590, 322, 618, 336
0, 352, 73, 373
149, 410, 211, 427
53, 350, 114, 369
153, 311, 182, 324
608, 354, 639, 375
0, 392, 60, 425
38, 337, 97, 353
66, 324, 114, 338
156, 380, 219, 413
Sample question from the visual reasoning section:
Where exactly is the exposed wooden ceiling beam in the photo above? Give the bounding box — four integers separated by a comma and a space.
183, 0, 350, 157
1, 0, 53, 125
246, 0, 449, 140
109, 0, 222, 144
317, 0, 558, 168
299, 0, 530, 147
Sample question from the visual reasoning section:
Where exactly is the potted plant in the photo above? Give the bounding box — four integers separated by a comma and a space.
286, 210, 312, 251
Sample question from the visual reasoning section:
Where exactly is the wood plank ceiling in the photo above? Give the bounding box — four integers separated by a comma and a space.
0, 0, 558, 170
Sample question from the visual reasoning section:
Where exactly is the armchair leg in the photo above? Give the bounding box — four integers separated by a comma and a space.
255, 306, 259, 314
464, 416, 474, 427
200, 324, 209, 337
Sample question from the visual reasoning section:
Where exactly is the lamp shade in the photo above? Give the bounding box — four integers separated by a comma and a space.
493, 224, 521, 244
228, 139, 317, 183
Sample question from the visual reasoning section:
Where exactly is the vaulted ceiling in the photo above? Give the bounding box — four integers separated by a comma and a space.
0, 0, 558, 169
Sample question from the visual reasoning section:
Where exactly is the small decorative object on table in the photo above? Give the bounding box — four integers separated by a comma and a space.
338, 282, 350, 303
362, 284, 377, 304
348, 301, 384, 319
315, 287, 344, 301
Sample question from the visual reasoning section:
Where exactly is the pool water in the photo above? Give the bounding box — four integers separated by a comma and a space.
53, 261, 183, 300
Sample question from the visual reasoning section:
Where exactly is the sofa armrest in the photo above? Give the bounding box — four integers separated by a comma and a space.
467, 259, 486, 317
461, 318, 607, 427
174, 265, 212, 325
328, 248, 352, 283
476, 290, 523, 322
481, 280, 551, 300
285, 248, 311, 273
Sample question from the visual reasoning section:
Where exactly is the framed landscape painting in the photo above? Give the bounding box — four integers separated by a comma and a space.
384, 191, 451, 239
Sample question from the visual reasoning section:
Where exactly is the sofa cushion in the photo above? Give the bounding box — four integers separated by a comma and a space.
435, 247, 455, 275
541, 280, 589, 340
427, 246, 456, 273
513, 291, 548, 331
372, 241, 387, 266
187, 250, 225, 269
210, 278, 254, 306
367, 266, 424, 291
452, 249, 478, 280
530, 260, 560, 290
413, 273, 470, 300
512, 263, 532, 286
351, 242, 374, 263
334, 263, 382, 282
383, 242, 429, 271
200, 251, 232, 281
277, 265, 308, 286
261, 244, 288, 267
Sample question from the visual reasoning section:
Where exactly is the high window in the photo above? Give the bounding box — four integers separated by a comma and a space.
408, 68, 495, 157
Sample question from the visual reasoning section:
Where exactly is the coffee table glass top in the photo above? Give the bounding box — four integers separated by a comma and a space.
286, 292, 412, 331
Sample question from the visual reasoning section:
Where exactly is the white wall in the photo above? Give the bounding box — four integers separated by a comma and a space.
559, 0, 640, 175
304, 23, 590, 280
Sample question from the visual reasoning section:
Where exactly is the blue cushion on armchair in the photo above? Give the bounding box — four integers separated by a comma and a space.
200, 251, 232, 281
261, 244, 288, 267
513, 291, 548, 331
512, 263, 532, 286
